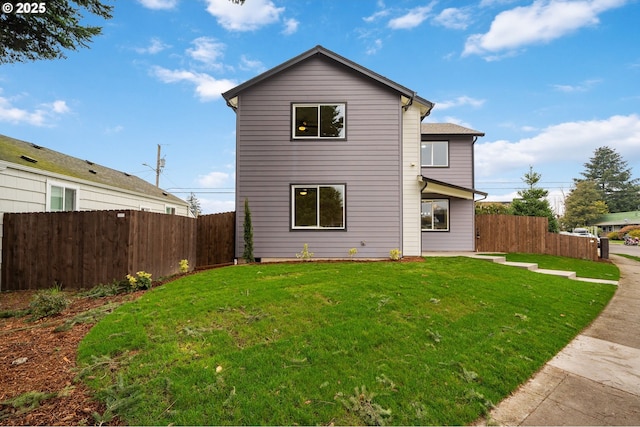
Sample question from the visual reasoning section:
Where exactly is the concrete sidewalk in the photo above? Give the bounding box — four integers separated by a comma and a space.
477, 254, 640, 426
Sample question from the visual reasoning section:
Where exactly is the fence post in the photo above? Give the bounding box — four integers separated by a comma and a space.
599, 237, 609, 260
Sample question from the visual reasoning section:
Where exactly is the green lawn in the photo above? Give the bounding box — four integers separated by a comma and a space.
78, 257, 616, 426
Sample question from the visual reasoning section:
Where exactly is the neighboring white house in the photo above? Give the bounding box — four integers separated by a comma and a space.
0, 134, 191, 283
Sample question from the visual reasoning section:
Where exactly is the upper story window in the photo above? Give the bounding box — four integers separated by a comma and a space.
421, 141, 448, 167
291, 184, 345, 229
293, 104, 345, 139
47, 181, 78, 212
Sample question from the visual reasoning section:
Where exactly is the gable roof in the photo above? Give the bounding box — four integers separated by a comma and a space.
0, 134, 186, 205
421, 123, 484, 136
222, 45, 434, 118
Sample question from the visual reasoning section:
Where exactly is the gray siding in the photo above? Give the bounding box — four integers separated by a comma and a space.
421, 136, 474, 188
421, 198, 475, 251
235, 56, 403, 259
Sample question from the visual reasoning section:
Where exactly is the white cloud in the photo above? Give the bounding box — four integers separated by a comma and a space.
0, 94, 70, 126
463, 0, 628, 58
433, 7, 472, 30
239, 55, 265, 72
475, 114, 640, 178
137, 0, 178, 10
388, 3, 436, 29
105, 125, 124, 134
135, 38, 170, 55
187, 37, 226, 70
434, 96, 485, 110
365, 39, 383, 55
204, 0, 284, 31
197, 171, 230, 187
151, 66, 236, 102
552, 78, 601, 92
363, 9, 390, 23
282, 18, 299, 35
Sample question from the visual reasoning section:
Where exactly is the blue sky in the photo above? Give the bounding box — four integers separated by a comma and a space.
1, 0, 639, 214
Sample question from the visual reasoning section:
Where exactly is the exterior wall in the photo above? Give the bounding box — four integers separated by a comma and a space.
421, 198, 475, 251
402, 104, 422, 256
235, 55, 403, 259
421, 135, 474, 188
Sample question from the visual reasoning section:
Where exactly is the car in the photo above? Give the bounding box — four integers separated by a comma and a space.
572, 228, 600, 247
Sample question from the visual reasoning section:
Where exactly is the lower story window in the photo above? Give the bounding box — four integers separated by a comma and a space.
48, 182, 78, 212
292, 184, 345, 229
422, 199, 449, 231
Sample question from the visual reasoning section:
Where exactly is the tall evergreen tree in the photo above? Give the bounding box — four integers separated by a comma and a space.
511, 166, 559, 232
0, 0, 113, 64
578, 146, 640, 213
243, 198, 254, 263
186, 192, 202, 217
561, 180, 608, 230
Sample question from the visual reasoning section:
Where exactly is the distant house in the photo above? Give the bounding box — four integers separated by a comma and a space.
222, 45, 486, 260
0, 134, 190, 216
594, 211, 640, 233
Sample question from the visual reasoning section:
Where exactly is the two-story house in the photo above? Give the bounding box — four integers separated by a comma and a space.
223, 45, 486, 260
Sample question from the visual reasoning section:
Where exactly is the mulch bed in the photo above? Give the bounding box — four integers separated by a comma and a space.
0, 290, 141, 426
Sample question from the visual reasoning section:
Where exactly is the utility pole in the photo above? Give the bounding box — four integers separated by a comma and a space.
143, 144, 165, 187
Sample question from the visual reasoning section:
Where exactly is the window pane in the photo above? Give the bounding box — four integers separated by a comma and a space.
320, 105, 344, 138
294, 187, 318, 227
50, 186, 63, 211
433, 201, 448, 230
421, 200, 433, 230
433, 142, 448, 166
421, 143, 432, 166
422, 141, 448, 166
64, 188, 75, 211
295, 106, 318, 137
319, 185, 344, 227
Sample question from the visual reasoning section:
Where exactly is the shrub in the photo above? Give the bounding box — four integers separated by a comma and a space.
296, 243, 314, 261
29, 286, 69, 320
629, 229, 640, 239
179, 259, 189, 273
389, 248, 402, 261
125, 271, 152, 291
607, 231, 622, 240
619, 225, 640, 236
243, 198, 255, 263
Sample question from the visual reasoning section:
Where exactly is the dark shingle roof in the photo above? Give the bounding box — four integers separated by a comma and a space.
0, 134, 186, 205
421, 123, 484, 136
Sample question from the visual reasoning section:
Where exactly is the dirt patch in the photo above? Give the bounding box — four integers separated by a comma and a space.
0, 290, 142, 426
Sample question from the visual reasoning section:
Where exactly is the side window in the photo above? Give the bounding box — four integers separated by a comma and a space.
293, 104, 345, 139
47, 182, 78, 212
421, 141, 448, 167
421, 199, 449, 231
291, 184, 345, 229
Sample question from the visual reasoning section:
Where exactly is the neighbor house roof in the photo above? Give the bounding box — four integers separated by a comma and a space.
0, 134, 186, 205
594, 211, 640, 227
222, 45, 435, 119
421, 123, 485, 136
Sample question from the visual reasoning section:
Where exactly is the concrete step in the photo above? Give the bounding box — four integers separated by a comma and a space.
534, 268, 576, 279
503, 261, 538, 271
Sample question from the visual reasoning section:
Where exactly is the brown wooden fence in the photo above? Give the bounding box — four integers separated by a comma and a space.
196, 211, 235, 268
1, 210, 235, 291
475, 214, 599, 261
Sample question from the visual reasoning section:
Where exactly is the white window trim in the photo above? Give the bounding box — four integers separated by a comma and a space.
421, 199, 450, 232
292, 103, 346, 139
46, 180, 79, 212
165, 205, 177, 215
421, 141, 449, 167
291, 184, 346, 230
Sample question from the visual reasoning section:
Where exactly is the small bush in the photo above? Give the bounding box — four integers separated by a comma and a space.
179, 259, 189, 273
125, 271, 152, 291
629, 229, 640, 239
29, 286, 69, 320
607, 231, 621, 240
389, 248, 401, 261
296, 243, 314, 261
619, 225, 640, 236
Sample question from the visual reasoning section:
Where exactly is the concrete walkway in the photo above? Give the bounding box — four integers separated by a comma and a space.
472, 254, 640, 426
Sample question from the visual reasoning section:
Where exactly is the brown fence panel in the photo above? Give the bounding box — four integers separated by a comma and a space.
476, 214, 598, 261
1, 210, 197, 291
196, 211, 236, 268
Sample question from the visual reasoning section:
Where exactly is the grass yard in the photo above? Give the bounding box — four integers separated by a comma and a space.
78, 257, 616, 426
